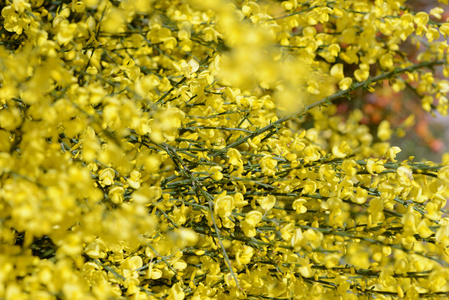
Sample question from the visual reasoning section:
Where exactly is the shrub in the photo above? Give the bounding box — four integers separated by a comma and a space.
1, 0, 449, 299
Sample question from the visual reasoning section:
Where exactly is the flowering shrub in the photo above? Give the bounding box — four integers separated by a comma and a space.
1, 0, 449, 299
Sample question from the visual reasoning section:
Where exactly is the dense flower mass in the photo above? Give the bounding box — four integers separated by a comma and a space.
1, 0, 449, 299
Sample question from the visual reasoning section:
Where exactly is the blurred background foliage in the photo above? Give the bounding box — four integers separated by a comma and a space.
334, 0, 449, 162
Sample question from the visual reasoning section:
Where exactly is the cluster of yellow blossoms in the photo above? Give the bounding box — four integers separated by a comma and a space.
1, 0, 449, 299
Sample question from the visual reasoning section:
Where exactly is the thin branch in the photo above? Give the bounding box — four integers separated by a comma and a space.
211, 59, 447, 158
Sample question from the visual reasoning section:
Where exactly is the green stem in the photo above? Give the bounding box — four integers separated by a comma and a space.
211, 59, 447, 157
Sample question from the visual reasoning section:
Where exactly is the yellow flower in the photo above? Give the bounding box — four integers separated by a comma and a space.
280, 223, 294, 241
303, 145, 321, 162
338, 77, 353, 90
245, 210, 263, 226
291, 228, 305, 250
414, 12, 429, 35
260, 155, 277, 176
146, 264, 163, 280
436, 225, 449, 247
301, 180, 317, 195
292, 198, 307, 214
417, 220, 434, 238
377, 120, 392, 141
168, 282, 185, 300
127, 170, 141, 189
386, 146, 401, 162
303, 228, 323, 249
296, 257, 313, 278
214, 191, 235, 219
235, 245, 254, 266
241, 210, 263, 237
438, 165, 449, 182
352, 186, 367, 204
121, 256, 143, 271
341, 159, 357, 178
440, 23, 449, 38
402, 206, 418, 235
227, 148, 243, 166
366, 159, 385, 174
234, 192, 248, 208
396, 166, 413, 184
354, 64, 370, 82
109, 186, 125, 204
330, 63, 344, 80
56, 22, 78, 45
102, 7, 125, 33
177, 228, 199, 246
85, 239, 106, 259
257, 195, 276, 211
99, 168, 115, 186
209, 166, 223, 181
379, 53, 393, 70
181, 59, 199, 78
